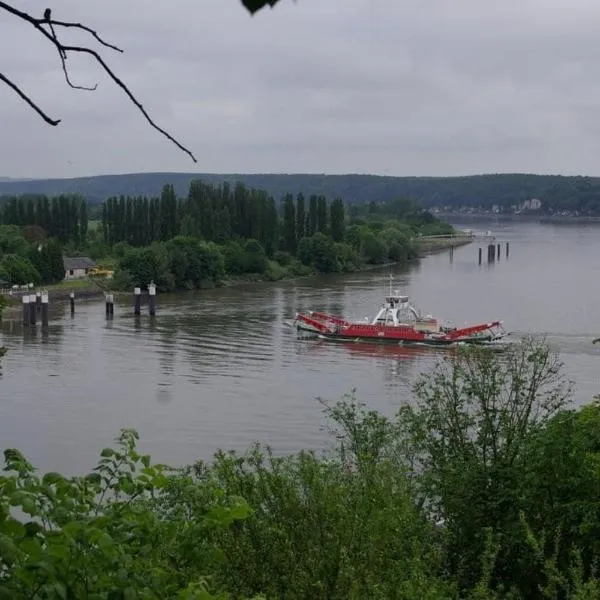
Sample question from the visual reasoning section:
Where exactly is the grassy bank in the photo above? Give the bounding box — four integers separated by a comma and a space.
0, 279, 106, 318
413, 235, 473, 254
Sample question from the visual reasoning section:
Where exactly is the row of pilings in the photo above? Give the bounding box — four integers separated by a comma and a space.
21, 283, 158, 327
477, 241, 510, 265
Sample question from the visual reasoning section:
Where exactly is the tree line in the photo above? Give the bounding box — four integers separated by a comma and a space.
2, 339, 600, 598
0, 179, 453, 288
101, 182, 346, 255
0, 194, 88, 246
103, 180, 449, 291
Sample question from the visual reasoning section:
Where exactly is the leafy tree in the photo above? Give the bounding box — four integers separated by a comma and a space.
361, 230, 388, 264
398, 338, 572, 597
330, 197, 345, 242
159, 184, 178, 242
307, 194, 318, 237
381, 227, 413, 262
316, 195, 328, 234
0, 254, 40, 285
242, 239, 268, 274
296, 236, 312, 266
282, 193, 296, 254
295, 193, 306, 242
518, 400, 600, 588
28, 238, 64, 283
0, 429, 253, 598
308, 232, 339, 274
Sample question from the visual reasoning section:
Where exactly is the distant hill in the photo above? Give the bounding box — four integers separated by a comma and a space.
1, 172, 600, 214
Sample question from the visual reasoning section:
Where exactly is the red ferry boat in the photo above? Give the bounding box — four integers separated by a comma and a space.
294, 281, 506, 347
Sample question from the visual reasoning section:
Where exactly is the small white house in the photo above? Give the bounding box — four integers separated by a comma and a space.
63, 257, 96, 280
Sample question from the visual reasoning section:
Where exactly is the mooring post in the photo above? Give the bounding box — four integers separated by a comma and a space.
29, 293, 36, 326
497, 244, 501, 260
487, 243, 495, 262
134, 287, 141, 316
41, 292, 49, 328
449, 245, 454, 263
105, 294, 114, 319
22, 294, 30, 326
506, 241, 509, 258
148, 283, 156, 317
36, 291, 41, 313
478, 247, 482, 264
70, 292, 75, 316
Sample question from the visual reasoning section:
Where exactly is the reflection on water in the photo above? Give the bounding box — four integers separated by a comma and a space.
0, 221, 600, 475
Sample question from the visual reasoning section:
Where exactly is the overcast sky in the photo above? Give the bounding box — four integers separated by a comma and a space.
1, 0, 600, 178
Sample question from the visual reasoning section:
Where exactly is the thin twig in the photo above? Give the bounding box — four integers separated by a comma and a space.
39, 19, 98, 91
43, 19, 124, 53
0, 1, 197, 162
0, 72, 61, 125
62, 44, 197, 161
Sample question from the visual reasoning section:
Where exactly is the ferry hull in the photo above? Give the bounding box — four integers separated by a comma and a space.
294, 312, 506, 347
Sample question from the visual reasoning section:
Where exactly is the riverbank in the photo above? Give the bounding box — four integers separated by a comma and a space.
0, 237, 468, 316
219, 236, 472, 287
0, 279, 108, 317
414, 236, 473, 255
437, 212, 600, 224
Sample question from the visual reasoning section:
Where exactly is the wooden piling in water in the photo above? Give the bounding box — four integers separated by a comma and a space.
36, 291, 41, 313
497, 244, 500, 260
506, 241, 509, 258
487, 243, 495, 262
478, 247, 482, 264
41, 292, 49, 328
148, 283, 156, 317
29, 294, 36, 326
22, 294, 30, 326
70, 292, 75, 316
105, 294, 114, 319
134, 287, 141, 316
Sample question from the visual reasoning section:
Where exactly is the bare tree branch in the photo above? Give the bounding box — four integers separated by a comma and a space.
45, 19, 124, 54
0, 2, 197, 162
0, 72, 61, 125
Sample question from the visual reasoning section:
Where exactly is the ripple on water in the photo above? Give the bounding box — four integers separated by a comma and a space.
2, 223, 600, 475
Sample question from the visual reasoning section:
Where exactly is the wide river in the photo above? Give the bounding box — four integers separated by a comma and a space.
1, 220, 599, 475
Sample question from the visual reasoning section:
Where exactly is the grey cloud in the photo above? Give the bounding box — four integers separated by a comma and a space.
2, 0, 600, 177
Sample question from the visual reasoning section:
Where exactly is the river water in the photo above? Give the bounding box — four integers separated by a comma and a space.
1, 220, 599, 475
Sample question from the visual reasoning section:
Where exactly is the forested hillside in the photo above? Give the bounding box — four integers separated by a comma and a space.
2, 172, 600, 213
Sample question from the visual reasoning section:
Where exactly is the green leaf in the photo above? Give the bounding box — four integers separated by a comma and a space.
2, 518, 25, 537
0, 534, 19, 563
42, 472, 64, 485
85, 472, 102, 486
100, 448, 115, 458
21, 498, 38, 516
9, 490, 29, 506
123, 587, 138, 600
47, 543, 70, 561
19, 537, 42, 561
97, 532, 114, 550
